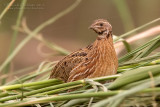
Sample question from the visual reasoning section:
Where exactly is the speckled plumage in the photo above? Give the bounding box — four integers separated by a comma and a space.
50, 19, 118, 82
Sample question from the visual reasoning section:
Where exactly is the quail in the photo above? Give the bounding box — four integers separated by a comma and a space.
50, 19, 118, 82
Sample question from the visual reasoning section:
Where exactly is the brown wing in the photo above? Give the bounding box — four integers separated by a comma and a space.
67, 61, 96, 82
49, 48, 88, 82
67, 48, 98, 82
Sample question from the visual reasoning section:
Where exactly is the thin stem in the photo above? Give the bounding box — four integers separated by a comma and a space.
119, 53, 160, 66
10, 0, 27, 53
92, 74, 121, 81
0, 64, 37, 80
2, 0, 27, 85
6, 66, 52, 85
40, 85, 83, 95
112, 0, 135, 32
19, 19, 70, 55
114, 18, 160, 42
0, 0, 15, 21
0, 79, 61, 90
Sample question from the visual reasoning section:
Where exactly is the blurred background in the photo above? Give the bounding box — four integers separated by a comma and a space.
0, 0, 160, 70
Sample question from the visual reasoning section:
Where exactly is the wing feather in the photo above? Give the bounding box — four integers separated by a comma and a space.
49, 48, 88, 82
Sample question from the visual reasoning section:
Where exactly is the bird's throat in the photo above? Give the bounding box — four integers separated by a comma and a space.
97, 33, 111, 40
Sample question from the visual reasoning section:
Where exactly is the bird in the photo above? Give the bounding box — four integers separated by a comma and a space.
49, 19, 118, 83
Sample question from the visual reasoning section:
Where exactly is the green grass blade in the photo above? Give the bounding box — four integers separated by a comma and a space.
108, 64, 160, 90
119, 35, 160, 63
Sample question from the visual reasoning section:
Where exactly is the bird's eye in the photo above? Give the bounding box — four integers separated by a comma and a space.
100, 23, 103, 26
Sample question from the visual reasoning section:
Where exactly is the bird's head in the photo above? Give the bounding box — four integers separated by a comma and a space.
89, 19, 112, 36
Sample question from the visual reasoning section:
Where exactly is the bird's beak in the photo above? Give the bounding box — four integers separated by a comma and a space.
89, 24, 94, 29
